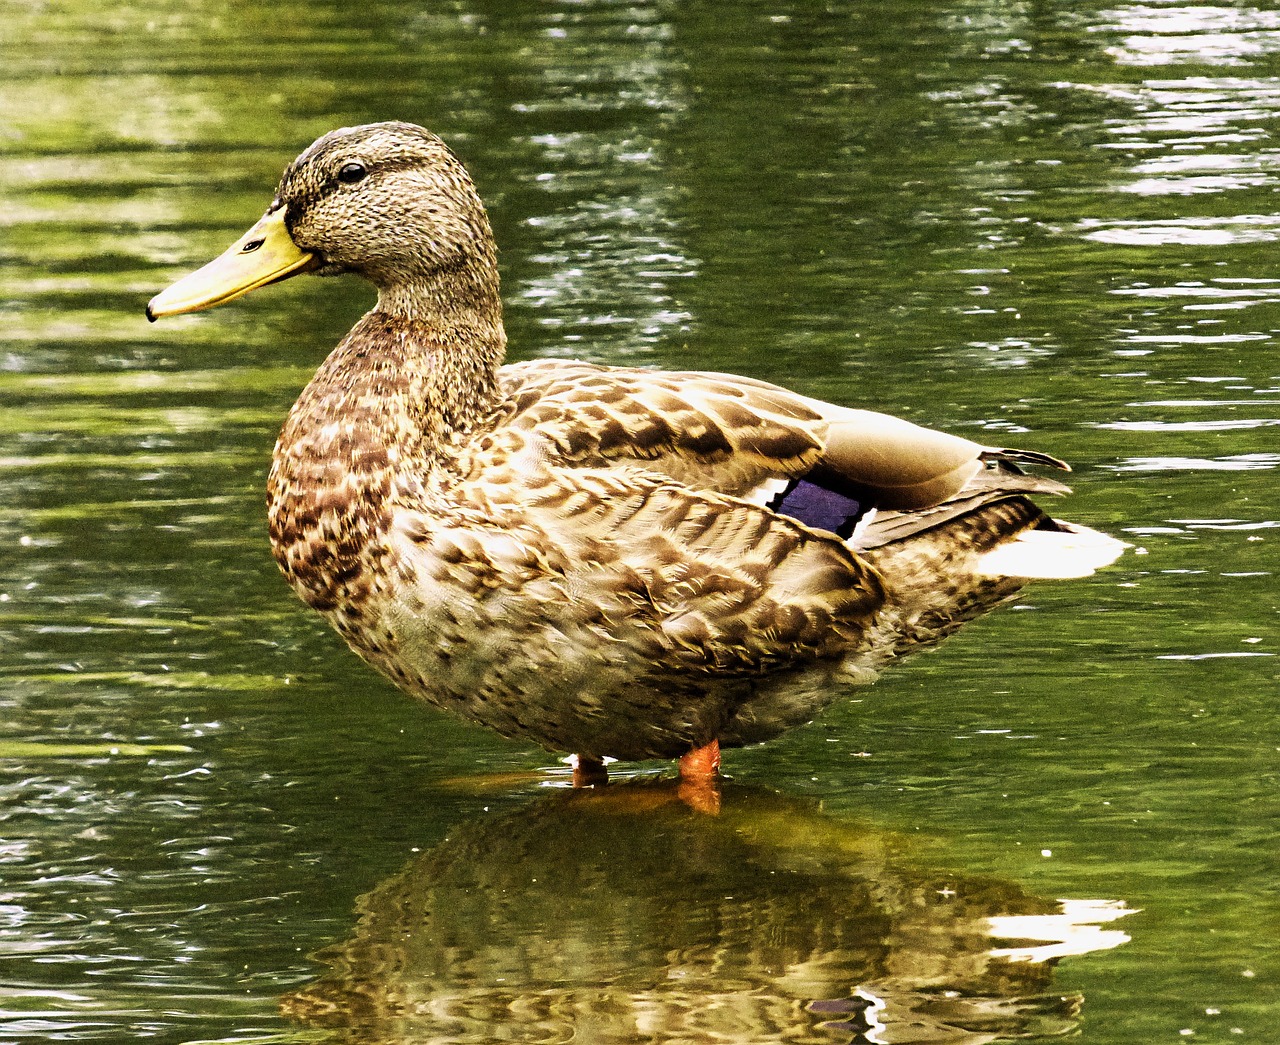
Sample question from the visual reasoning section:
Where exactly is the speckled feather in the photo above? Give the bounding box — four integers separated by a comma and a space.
153, 122, 1123, 764
267, 336, 891, 758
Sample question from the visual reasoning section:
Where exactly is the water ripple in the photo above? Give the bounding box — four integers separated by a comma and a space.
1097, 418, 1280, 432
1080, 216, 1280, 245
1110, 454, 1280, 472
1102, 5, 1280, 67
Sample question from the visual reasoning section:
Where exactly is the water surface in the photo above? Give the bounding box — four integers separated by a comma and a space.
2, 1, 1277, 1042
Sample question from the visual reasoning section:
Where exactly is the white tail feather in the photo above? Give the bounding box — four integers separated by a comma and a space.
976, 522, 1128, 580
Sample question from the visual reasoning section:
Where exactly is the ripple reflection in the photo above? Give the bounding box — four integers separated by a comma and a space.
283, 785, 1133, 1045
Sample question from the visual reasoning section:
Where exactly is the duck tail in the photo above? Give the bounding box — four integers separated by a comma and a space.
973, 519, 1127, 580
861, 492, 1127, 582
984, 447, 1071, 472
853, 450, 1126, 580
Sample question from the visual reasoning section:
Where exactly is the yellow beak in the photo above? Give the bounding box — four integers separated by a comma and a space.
147, 207, 319, 321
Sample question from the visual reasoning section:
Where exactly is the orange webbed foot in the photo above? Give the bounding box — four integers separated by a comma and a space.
676, 739, 722, 814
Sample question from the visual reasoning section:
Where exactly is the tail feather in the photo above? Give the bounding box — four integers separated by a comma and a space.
984, 447, 1071, 472
975, 522, 1128, 579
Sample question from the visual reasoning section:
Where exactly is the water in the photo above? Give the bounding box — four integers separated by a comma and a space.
2, 0, 1277, 1041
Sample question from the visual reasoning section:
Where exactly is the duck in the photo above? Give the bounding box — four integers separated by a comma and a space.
147, 122, 1125, 783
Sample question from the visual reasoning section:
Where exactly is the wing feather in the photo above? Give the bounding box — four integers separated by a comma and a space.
496, 360, 1067, 528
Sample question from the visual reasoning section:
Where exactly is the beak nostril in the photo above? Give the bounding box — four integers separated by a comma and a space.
241, 238, 265, 254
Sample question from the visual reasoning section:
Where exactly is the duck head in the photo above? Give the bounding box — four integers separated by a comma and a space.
147, 122, 499, 321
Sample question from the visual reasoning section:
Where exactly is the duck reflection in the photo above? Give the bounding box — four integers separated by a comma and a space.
283, 784, 1131, 1044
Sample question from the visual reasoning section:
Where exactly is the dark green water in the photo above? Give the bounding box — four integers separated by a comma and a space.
2, 1, 1277, 1042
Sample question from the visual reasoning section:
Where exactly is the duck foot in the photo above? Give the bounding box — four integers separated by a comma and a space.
678, 739, 721, 781
571, 754, 609, 787
676, 740, 722, 815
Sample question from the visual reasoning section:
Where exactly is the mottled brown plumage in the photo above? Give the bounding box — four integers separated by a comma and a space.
282, 784, 1132, 1044
148, 122, 1125, 770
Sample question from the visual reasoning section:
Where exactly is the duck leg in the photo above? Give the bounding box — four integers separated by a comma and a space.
571, 754, 609, 787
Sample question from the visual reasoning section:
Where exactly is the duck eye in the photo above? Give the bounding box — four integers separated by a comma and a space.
337, 162, 368, 185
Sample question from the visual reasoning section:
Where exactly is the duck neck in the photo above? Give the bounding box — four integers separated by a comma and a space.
275, 264, 507, 494
375, 249, 503, 339
266, 236, 507, 614
372, 252, 507, 434
306, 307, 506, 456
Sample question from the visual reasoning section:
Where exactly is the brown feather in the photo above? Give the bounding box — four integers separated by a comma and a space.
149, 122, 1125, 767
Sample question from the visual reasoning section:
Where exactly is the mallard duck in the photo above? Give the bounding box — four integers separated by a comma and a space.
283, 784, 1127, 1043
148, 122, 1124, 781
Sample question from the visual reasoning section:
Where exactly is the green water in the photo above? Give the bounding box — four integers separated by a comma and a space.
2, 0, 1277, 1042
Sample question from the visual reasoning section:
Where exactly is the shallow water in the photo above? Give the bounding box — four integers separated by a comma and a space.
2, 1, 1277, 1042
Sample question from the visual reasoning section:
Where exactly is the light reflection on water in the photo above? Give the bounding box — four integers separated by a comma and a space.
282, 784, 1134, 1045
2, 0, 1279, 1042
502, 6, 697, 358
1102, 4, 1280, 68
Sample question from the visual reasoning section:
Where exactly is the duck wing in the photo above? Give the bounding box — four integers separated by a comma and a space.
496, 359, 1068, 535
518, 466, 887, 674
398, 459, 890, 758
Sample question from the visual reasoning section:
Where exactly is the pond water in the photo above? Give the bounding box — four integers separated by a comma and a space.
2, 0, 1277, 1042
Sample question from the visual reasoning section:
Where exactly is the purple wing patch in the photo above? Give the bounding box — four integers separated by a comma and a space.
767, 477, 867, 538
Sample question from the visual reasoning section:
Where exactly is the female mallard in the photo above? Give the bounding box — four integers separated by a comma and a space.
148, 122, 1124, 781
